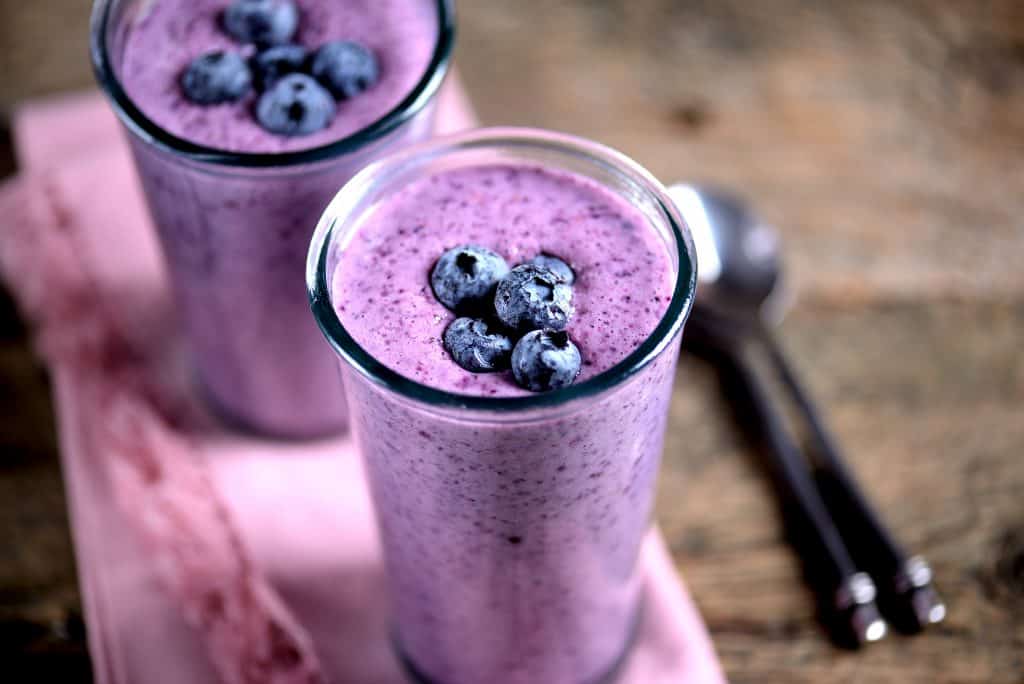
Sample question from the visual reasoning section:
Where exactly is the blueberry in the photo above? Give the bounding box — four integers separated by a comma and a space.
255, 74, 336, 136
251, 44, 309, 90
310, 41, 380, 99
443, 318, 514, 373
494, 264, 574, 332
222, 0, 299, 47
511, 330, 582, 392
529, 253, 575, 285
430, 246, 510, 314
180, 51, 252, 105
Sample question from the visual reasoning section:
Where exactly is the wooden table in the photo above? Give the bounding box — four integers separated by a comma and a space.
2, 1, 1022, 681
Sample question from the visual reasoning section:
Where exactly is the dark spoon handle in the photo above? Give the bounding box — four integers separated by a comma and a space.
714, 341, 887, 646
758, 325, 945, 631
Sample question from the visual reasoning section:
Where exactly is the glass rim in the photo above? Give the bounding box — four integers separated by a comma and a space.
307, 127, 698, 413
89, 0, 456, 168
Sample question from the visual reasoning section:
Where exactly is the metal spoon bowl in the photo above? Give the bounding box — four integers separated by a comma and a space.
668, 184, 789, 328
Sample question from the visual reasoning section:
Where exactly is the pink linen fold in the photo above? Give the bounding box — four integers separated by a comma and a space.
0, 80, 727, 684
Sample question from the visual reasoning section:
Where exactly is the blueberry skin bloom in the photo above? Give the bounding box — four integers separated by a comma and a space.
529, 253, 575, 285
443, 318, 514, 373
430, 246, 510, 314
255, 73, 336, 136
511, 330, 582, 392
222, 0, 299, 47
494, 264, 574, 332
180, 51, 252, 105
250, 44, 310, 90
310, 41, 381, 99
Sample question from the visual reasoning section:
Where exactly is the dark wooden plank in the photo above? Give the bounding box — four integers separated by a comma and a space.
660, 301, 1024, 683
458, 0, 1024, 304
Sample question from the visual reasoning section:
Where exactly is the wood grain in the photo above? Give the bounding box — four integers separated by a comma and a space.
1, 0, 1022, 682
662, 302, 1024, 682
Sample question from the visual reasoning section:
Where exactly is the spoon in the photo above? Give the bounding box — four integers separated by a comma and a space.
670, 184, 945, 639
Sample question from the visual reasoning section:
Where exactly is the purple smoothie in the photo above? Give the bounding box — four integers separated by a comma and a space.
328, 160, 683, 683
96, 0, 450, 437
120, 0, 436, 153
334, 164, 674, 395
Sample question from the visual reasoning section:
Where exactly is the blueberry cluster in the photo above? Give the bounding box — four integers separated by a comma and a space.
430, 246, 583, 393
179, 0, 381, 137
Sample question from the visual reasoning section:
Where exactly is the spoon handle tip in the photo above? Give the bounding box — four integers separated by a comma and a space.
760, 325, 945, 632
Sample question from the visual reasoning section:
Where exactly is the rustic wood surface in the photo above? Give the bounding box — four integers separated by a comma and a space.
1, 1, 1022, 682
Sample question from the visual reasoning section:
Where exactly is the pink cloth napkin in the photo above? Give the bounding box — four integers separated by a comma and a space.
0, 79, 727, 684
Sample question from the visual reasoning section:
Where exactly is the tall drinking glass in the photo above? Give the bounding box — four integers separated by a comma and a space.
90, 0, 455, 438
308, 129, 698, 683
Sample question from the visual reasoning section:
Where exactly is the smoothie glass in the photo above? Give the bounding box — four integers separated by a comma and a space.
90, 0, 455, 438
308, 130, 698, 683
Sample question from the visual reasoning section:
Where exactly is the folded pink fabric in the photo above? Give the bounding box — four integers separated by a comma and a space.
0, 79, 727, 684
